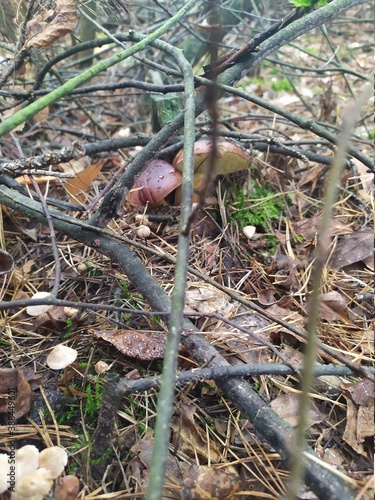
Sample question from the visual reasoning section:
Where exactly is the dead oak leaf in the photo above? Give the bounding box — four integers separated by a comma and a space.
330, 230, 373, 270
0, 368, 31, 421
171, 403, 222, 464
182, 465, 243, 500
93, 329, 166, 360
341, 379, 374, 456
25, 0, 77, 49
270, 393, 323, 428
305, 290, 349, 322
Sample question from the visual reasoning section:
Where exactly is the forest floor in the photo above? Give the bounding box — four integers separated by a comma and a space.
0, 2, 373, 499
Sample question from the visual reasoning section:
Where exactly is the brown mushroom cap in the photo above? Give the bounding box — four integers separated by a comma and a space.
172, 139, 250, 176
127, 159, 182, 207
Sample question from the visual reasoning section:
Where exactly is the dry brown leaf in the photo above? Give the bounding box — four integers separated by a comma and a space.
351, 159, 374, 195
94, 330, 166, 360
297, 164, 326, 190
203, 242, 220, 269
342, 379, 374, 456
132, 438, 182, 481
292, 213, 353, 241
306, 290, 349, 322
62, 158, 104, 203
171, 403, 222, 463
330, 230, 373, 270
270, 393, 323, 428
185, 283, 235, 316
25, 0, 77, 49
127, 437, 181, 495
181, 465, 243, 500
33, 305, 68, 329
0, 368, 31, 421
269, 253, 299, 291
257, 287, 281, 306
15, 174, 58, 185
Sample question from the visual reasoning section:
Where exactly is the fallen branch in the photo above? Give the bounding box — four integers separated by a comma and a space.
106, 363, 363, 395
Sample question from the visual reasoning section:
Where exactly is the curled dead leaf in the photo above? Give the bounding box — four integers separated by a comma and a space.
330, 230, 373, 270
342, 379, 374, 456
94, 330, 166, 360
0, 368, 31, 421
25, 0, 77, 49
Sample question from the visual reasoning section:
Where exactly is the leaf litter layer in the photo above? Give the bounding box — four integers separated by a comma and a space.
0, 1, 373, 499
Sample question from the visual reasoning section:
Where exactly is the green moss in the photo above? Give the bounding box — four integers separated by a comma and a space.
63, 317, 74, 339
230, 183, 288, 230
85, 377, 103, 422
228, 182, 290, 252
272, 78, 293, 92
366, 127, 375, 140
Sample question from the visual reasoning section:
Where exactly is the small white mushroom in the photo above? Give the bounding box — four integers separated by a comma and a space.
15, 445, 39, 481
63, 307, 79, 319
12, 467, 53, 500
243, 225, 256, 239
46, 345, 77, 370
0, 454, 11, 493
26, 292, 54, 316
95, 360, 110, 374
136, 225, 151, 239
39, 446, 68, 479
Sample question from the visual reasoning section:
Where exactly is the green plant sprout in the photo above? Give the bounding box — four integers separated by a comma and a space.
63, 317, 74, 339
119, 279, 144, 310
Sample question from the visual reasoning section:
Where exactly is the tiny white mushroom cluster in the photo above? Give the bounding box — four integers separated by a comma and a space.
0, 445, 68, 499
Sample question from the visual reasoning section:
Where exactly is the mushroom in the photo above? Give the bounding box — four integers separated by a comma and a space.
54, 475, 80, 500
15, 445, 39, 481
172, 139, 250, 203
12, 468, 53, 500
0, 454, 11, 493
26, 292, 54, 316
46, 344, 78, 370
39, 446, 68, 479
127, 159, 182, 207
243, 225, 256, 239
